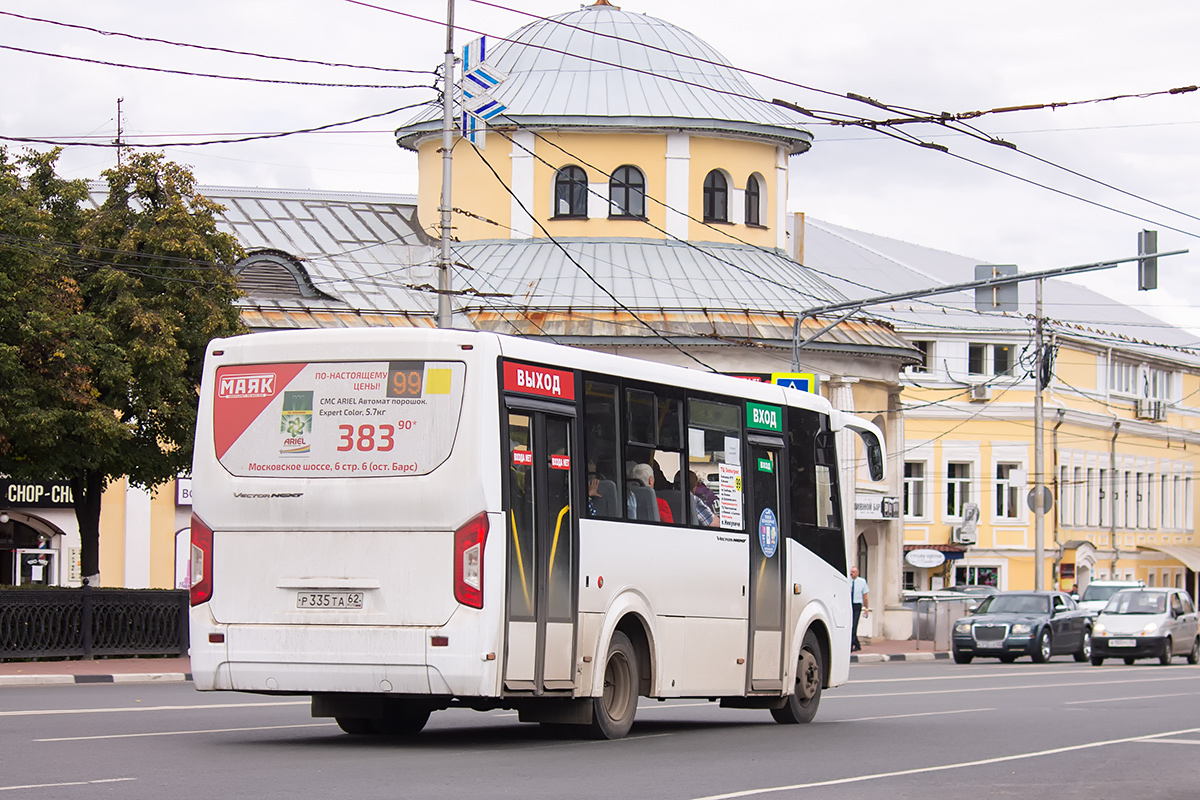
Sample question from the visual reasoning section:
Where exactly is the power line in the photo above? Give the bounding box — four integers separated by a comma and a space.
0, 43, 434, 89
0, 10, 434, 75
0, 101, 436, 148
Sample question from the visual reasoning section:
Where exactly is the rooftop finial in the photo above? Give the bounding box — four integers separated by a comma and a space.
591, 0, 619, 7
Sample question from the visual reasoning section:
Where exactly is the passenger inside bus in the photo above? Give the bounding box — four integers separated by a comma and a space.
630, 463, 673, 523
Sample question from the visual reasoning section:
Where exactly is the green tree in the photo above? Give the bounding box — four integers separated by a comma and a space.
0, 149, 245, 584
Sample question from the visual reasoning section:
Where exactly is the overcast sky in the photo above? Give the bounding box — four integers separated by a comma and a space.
3, 0, 1198, 339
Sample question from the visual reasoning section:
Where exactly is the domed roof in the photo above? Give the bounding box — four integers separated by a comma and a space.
396, 2, 811, 152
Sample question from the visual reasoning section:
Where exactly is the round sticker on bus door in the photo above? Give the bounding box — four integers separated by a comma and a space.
758, 507, 778, 558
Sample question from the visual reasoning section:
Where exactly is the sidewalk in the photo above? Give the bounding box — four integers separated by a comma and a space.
851, 638, 950, 664
0, 640, 947, 687
0, 656, 192, 687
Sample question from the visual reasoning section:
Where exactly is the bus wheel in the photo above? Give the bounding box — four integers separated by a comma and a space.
376, 703, 431, 736
771, 629, 823, 725
335, 717, 377, 735
589, 631, 638, 739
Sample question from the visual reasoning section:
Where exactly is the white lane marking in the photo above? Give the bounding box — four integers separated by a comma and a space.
495, 700, 712, 719
0, 778, 134, 792
0, 700, 308, 717
831, 674, 1200, 699
835, 708, 995, 723
850, 666, 1153, 684
1139, 738, 1200, 746
1066, 691, 1197, 705
37, 723, 335, 742
689, 726, 1200, 800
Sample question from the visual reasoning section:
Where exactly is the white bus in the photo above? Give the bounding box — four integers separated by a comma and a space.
189, 328, 885, 739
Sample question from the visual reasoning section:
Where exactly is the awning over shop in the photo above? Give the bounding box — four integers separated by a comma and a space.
1140, 544, 1200, 572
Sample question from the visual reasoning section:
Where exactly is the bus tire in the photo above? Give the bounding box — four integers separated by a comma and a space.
335, 716, 377, 735
375, 703, 431, 736
589, 631, 639, 740
771, 629, 823, 725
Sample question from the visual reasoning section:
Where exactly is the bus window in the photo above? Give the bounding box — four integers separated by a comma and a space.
583, 380, 622, 519
626, 390, 683, 525
787, 409, 845, 573
686, 398, 741, 529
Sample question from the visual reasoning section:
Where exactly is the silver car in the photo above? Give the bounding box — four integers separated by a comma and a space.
1090, 588, 1200, 666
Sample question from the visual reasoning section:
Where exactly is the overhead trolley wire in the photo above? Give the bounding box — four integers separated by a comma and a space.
0, 43, 434, 89
0, 10, 435, 75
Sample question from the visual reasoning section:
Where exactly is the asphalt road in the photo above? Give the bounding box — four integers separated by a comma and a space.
4, 659, 1200, 799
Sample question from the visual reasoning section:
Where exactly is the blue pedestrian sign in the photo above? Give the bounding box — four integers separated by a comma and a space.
771, 372, 818, 393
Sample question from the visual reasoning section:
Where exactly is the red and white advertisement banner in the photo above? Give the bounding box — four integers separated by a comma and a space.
213, 360, 466, 478
502, 360, 575, 401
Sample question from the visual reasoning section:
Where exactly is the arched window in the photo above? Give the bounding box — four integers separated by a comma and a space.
745, 173, 762, 226
554, 165, 588, 218
703, 170, 728, 223
856, 534, 869, 583
609, 165, 646, 219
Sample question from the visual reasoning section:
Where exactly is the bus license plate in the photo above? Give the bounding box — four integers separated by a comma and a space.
296, 591, 363, 609
1108, 639, 1136, 648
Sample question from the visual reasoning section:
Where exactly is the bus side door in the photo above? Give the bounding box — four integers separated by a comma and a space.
747, 435, 786, 692
503, 404, 578, 694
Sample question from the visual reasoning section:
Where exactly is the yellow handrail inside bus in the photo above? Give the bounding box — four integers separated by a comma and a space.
548, 503, 570, 584
510, 510, 531, 610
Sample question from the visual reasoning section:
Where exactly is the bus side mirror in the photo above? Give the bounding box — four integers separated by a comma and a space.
832, 413, 887, 483
860, 430, 885, 482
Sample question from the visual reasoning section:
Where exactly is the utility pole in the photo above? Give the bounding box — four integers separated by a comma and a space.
436, 0, 456, 329
115, 97, 124, 167
1033, 277, 1045, 591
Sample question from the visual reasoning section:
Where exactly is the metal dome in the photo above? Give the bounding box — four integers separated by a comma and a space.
396, 2, 812, 152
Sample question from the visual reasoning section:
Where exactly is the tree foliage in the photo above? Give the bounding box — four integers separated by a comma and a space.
0, 149, 245, 582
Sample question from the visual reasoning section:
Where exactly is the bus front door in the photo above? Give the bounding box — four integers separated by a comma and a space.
504, 409, 577, 694
747, 438, 785, 692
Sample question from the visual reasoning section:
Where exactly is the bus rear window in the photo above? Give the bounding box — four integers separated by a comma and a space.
212, 360, 466, 478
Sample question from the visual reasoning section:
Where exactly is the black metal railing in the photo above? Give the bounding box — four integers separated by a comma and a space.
0, 587, 189, 661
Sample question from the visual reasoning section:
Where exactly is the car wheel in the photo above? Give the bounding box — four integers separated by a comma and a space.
1032, 629, 1052, 663
1074, 630, 1092, 663
1189, 638, 1200, 665
1159, 637, 1173, 666
772, 630, 824, 724
953, 650, 973, 665
588, 631, 639, 739
998, 654, 1016, 664
1124, 657, 1136, 665
1091, 656, 1104, 666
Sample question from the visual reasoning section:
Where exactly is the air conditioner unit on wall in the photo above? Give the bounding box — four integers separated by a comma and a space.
1135, 399, 1166, 422
969, 384, 992, 402
952, 526, 977, 545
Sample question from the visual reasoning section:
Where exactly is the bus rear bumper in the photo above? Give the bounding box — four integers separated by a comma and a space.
191, 620, 499, 696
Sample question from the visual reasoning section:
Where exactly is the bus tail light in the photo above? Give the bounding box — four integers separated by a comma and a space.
453, 512, 489, 609
190, 514, 214, 606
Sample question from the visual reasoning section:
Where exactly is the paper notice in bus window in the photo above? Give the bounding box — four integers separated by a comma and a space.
719, 462, 743, 530
213, 360, 466, 478
724, 436, 741, 466
688, 428, 705, 459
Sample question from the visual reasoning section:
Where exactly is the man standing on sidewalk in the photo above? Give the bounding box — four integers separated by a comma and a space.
850, 566, 870, 652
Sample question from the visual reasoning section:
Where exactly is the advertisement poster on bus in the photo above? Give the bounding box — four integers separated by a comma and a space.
213, 360, 466, 478
718, 462, 743, 530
